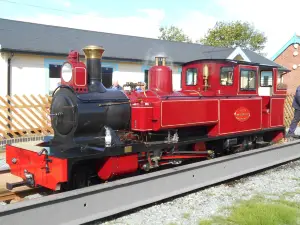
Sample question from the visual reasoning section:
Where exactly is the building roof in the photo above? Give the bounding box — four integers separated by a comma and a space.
272, 34, 300, 61
0, 18, 284, 68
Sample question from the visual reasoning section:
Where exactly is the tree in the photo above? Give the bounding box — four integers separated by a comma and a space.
158, 25, 192, 43
198, 21, 267, 54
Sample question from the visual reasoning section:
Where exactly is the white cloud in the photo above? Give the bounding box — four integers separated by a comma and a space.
175, 11, 217, 42
63, 1, 71, 8
213, 0, 300, 58
16, 1, 300, 59
17, 9, 164, 39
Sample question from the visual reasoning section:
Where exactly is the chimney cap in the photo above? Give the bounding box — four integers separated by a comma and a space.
82, 45, 105, 59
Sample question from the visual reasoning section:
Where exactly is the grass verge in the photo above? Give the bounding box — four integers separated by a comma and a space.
199, 195, 300, 225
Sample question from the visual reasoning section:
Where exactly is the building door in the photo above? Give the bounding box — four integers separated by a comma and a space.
102, 67, 113, 88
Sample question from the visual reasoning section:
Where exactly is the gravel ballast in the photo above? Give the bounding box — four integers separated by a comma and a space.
97, 159, 300, 225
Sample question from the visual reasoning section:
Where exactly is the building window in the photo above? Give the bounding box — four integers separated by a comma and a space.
260, 71, 273, 87
240, 69, 256, 90
186, 68, 197, 85
49, 64, 61, 78
102, 67, 113, 88
220, 67, 233, 86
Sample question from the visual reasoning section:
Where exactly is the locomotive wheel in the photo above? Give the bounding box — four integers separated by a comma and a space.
66, 165, 91, 190
72, 170, 88, 189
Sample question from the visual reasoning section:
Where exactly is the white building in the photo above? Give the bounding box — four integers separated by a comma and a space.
0, 18, 284, 97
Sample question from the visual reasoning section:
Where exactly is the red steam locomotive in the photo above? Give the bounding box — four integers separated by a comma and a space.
6, 45, 288, 191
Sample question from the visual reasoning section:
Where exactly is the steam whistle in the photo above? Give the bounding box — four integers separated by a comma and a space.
203, 64, 210, 91
155, 56, 166, 66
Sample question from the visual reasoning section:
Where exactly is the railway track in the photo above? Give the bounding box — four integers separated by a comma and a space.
0, 187, 43, 204
0, 139, 300, 225
0, 171, 53, 205
0, 189, 19, 203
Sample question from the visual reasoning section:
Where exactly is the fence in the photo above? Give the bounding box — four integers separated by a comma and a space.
284, 94, 295, 127
0, 94, 53, 142
0, 94, 298, 142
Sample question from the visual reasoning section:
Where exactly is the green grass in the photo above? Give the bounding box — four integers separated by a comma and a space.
182, 212, 190, 219
198, 196, 300, 225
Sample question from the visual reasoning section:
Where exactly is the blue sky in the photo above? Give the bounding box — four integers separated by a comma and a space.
0, 0, 299, 58
0, 0, 224, 25
0, 0, 221, 19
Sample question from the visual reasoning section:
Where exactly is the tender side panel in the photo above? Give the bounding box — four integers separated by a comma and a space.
219, 98, 262, 135
160, 99, 219, 128
131, 106, 154, 131
270, 98, 285, 127
6, 145, 68, 190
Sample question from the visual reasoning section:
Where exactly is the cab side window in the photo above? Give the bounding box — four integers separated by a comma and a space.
260, 71, 273, 87
186, 68, 197, 85
240, 69, 256, 90
277, 71, 287, 90
220, 67, 234, 86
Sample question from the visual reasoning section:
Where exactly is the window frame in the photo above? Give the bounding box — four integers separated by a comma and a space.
185, 68, 198, 86
220, 66, 234, 86
240, 68, 257, 91
260, 70, 273, 87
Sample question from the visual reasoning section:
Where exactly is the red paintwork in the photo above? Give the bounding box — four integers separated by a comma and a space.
219, 98, 262, 135
272, 130, 285, 142
131, 106, 153, 131
261, 96, 271, 128
270, 98, 285, 127
149, 65, 173, 93
161, 100, 218, 128
60, 50, 88, 93
193, 142, 206, 151
97, 154, 138, 180
6, 145, 68, 190
125, 60, 287, 136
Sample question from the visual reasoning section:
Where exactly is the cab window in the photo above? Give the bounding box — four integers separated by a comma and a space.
186, 68, 197, 85
260, 71, 272, 87
220, 67, 233, 86
277, 71, 287, 90
240, 69, 256, 90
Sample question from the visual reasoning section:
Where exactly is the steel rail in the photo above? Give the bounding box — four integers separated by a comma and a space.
1, 140, 300, 225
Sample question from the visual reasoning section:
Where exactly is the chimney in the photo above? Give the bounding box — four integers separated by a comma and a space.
82, 45, 106, 92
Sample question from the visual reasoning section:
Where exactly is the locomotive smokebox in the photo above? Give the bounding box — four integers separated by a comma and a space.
83, 45, 106, 92
149, 56, 173, 93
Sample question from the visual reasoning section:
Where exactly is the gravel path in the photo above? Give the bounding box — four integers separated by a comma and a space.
96, 159, 300, 225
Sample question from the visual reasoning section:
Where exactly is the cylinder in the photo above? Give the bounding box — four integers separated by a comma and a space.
82, 45, 105, 85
